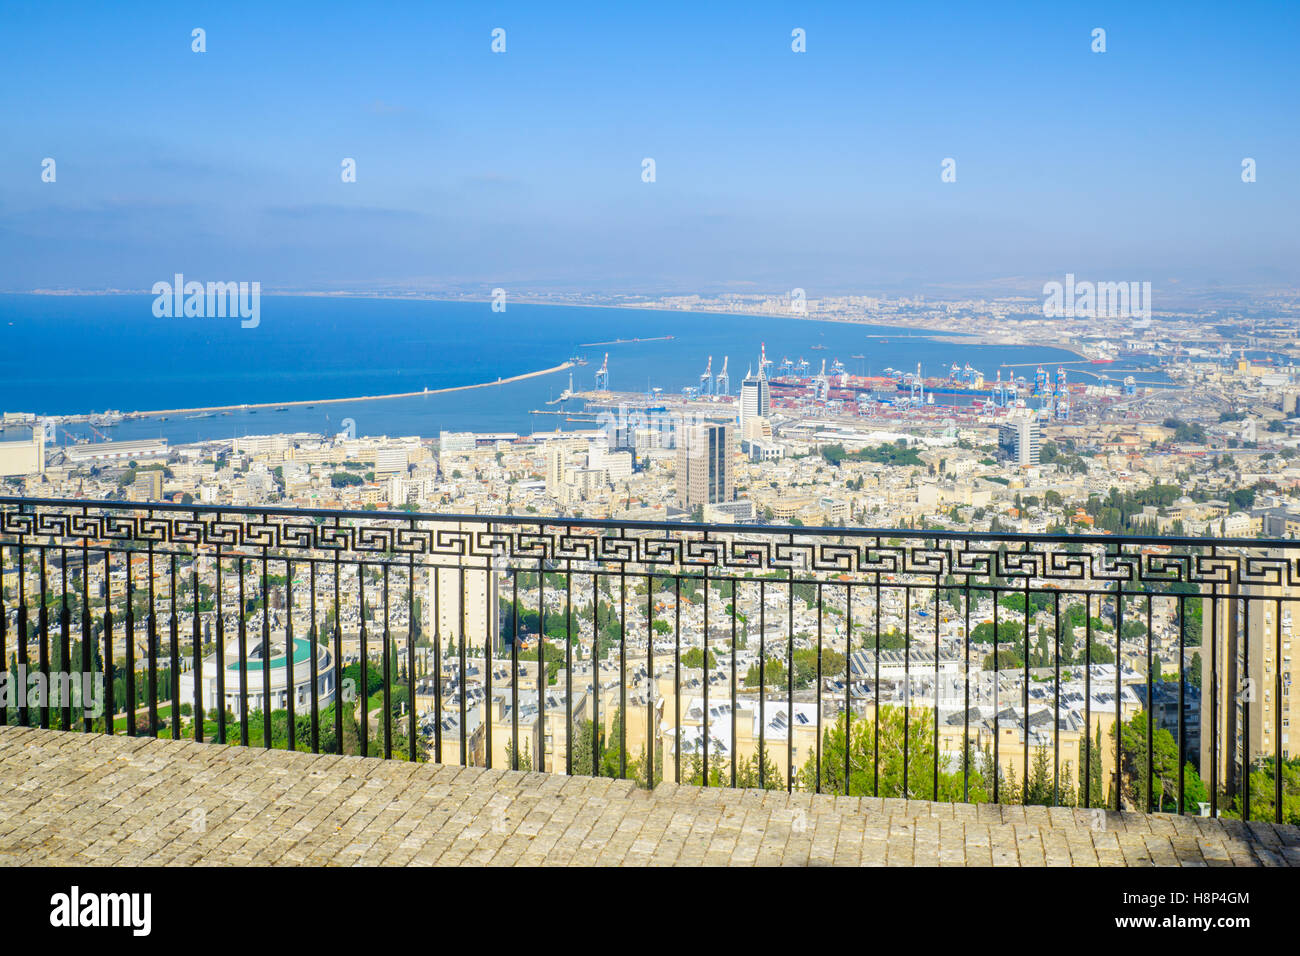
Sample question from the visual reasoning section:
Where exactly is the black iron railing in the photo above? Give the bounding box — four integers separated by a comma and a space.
1, 496, 1296, 824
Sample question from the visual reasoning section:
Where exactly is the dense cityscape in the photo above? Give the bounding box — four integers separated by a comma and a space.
3, 2, 1297, 895
3, 295, 1297, 822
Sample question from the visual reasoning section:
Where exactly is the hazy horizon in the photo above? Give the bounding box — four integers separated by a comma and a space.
3, 1, 1298, 296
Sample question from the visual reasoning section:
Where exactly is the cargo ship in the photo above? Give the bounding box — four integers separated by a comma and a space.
770, 374, 1002, 401
897, 383, 998, 398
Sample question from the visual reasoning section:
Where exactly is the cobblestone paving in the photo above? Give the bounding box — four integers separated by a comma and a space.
1, 726, 1297, 866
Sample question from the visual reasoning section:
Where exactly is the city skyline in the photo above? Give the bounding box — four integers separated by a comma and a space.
2, 0, 1298, 887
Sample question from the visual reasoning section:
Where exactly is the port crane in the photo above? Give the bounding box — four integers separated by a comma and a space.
909, 362, 924, 404
813, 359, 830, 401
1055, 367, 1070, 420
699, 356, 713, 396
58, 421, 111, 443
593, 353, 609, 390
714, 356, 729, 396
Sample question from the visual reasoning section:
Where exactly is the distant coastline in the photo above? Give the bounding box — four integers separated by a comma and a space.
0, 289, 1123, 360
11, 288, 998, 340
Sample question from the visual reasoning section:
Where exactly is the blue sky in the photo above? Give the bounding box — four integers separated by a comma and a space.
1, 0, 1297, 295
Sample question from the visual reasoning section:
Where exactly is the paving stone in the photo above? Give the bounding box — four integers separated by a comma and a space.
0, 726, 1293, 867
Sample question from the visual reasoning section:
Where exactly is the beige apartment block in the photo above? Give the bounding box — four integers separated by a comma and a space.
424, 526, 502, 655
1201, 574, 1299, 797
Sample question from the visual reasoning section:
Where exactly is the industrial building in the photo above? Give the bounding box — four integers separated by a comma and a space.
65, 438, 168, 464
0, 428, 44, 477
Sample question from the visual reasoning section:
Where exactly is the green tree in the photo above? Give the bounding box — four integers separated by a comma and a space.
791, 648, 846, 688
570, 709, 656, 785
744, 657, 787, 688
970, 620, 1024, 645
1224, 758, 1300, 825
1115, 709, 1207, 813
330, 471, 364, 488
504, 739, 533, 772
1079, 725, 1105, 807
681, 647, 717, 669
797, 707, 989, 801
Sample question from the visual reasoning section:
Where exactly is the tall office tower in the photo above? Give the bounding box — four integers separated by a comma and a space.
998, 411, 1040, 468
545, 443, 565, 498
676, 421, 735, 509
738, 356, 770, 429
1201, 568, 1299, 802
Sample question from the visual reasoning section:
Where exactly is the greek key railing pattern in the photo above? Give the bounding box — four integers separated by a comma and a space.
0, 496, 1296, 826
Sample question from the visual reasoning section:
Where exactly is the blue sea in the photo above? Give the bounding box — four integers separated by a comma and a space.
0, 294, 1150, 444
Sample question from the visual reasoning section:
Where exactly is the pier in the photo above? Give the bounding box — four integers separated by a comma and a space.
112, 363, 574, 421
577, 336, 674, 347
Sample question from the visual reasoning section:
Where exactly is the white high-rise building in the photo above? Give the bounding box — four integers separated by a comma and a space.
375, 447, 409, 477
998, 412, 1040, 468
738, 358, 770, 429
588, 444, 633, 482
439, 431, 476, 453
545, 443, 566, 497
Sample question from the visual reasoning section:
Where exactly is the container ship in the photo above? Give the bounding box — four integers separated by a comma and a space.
898, 383, 998, 398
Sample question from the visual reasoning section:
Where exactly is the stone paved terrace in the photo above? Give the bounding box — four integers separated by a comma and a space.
1, 726, 1297, 867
